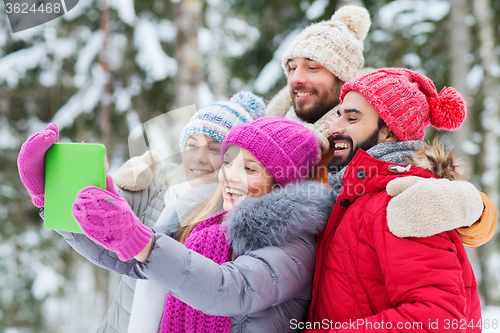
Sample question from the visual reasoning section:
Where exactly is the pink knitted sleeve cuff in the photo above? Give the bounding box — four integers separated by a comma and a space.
115, 222, 152, 261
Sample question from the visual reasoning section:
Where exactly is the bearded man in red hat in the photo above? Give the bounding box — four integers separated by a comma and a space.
303, 68, 485, 333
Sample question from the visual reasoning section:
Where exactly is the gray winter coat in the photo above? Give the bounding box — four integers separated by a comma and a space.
58, 181, 332, 332
56, 180, 166, 333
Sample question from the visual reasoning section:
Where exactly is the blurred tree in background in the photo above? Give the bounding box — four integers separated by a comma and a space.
0, 0, 499, 331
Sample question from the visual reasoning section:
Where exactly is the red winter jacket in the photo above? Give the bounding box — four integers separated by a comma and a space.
306, 150, 481, 332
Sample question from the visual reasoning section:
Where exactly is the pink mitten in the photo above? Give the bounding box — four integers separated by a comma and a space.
72, 186, 152, 261
17, 123, 59, 207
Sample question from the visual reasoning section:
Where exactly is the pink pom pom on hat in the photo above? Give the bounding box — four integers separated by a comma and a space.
339, 68, 466, 141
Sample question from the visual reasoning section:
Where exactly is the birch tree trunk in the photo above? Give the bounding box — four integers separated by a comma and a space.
448, 0, 490, 302
449, 0, 471, 162
100, 0, 113, 150
94, 0, 113, 316
472, 0, 500, 306
206, 1, 229, 101
172, 0, 204, 148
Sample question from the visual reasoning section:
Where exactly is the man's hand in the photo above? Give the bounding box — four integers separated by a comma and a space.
113, 150, 161, 191
387, 176, 483, 238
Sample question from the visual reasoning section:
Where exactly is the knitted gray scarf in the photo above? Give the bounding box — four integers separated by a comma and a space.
328, 140, 422, 204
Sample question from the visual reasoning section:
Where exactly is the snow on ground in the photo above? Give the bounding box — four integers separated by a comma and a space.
482, 306, 500, 332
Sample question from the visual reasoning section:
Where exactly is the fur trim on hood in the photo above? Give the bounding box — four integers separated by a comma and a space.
226, 181, 332, 257
405, 140, 467, 180
387, 140, 484, 239
266, 86, 293, 117
155, 181, 332, 257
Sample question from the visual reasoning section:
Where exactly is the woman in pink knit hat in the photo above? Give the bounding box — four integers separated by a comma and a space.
16, 91, 269, 333
64, 117, 332, 333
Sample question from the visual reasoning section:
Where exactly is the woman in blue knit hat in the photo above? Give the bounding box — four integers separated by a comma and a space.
160, 92, 267, 206
17, 91, 266, 333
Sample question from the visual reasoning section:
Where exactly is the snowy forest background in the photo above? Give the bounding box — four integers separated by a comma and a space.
0, 0, 499, 331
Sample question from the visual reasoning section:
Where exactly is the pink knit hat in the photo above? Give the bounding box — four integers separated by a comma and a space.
340, 68, 466, 141
221, 117, 320, 186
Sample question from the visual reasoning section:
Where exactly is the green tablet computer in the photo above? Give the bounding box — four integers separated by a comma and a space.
44, 143, 107, 233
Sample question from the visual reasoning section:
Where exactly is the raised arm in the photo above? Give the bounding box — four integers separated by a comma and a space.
138, 232, 316, 317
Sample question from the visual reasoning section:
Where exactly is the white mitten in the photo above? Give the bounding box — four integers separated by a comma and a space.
387, 176, 484, 238
113, 150, 161, 191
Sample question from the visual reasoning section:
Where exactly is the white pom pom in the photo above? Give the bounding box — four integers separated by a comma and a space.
331, 5, 371, 41
229, 91, 266, 120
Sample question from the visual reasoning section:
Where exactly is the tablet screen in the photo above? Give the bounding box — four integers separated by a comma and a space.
44, 143, 106, 233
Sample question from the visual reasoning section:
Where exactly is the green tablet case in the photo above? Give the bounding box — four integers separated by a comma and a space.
44, 143, 106, 233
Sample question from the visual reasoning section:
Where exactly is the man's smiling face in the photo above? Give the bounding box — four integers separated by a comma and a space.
327, 90, 397, 173
287, 57, 344, 123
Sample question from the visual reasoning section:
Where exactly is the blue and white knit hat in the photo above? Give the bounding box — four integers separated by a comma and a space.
179, 92, 266, 151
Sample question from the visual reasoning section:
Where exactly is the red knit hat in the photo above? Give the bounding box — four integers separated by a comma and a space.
339, 68, 466, 141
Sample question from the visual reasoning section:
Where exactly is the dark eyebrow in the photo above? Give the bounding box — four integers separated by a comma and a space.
344, 109, 362, 115
288, 58, 317, 66
187, 136, 199, 142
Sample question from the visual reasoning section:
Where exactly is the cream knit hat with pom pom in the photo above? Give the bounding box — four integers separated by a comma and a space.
282, 5, 371, 82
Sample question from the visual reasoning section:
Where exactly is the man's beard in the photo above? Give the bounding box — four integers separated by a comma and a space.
327, 129, 381, 174
291, 86, 339, 123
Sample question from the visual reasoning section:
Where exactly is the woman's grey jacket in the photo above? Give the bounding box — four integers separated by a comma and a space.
57, 181, 332, 333
56, 181, 166, 333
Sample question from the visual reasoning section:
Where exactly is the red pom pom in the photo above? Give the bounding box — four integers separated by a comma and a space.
429, 87, 466, 130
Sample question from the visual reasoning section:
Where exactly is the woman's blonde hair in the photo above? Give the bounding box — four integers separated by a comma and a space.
175, 184, 225, 243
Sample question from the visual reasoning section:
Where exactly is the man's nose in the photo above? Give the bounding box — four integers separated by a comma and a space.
289, 66, 307, 86
328, 120, 346, 137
